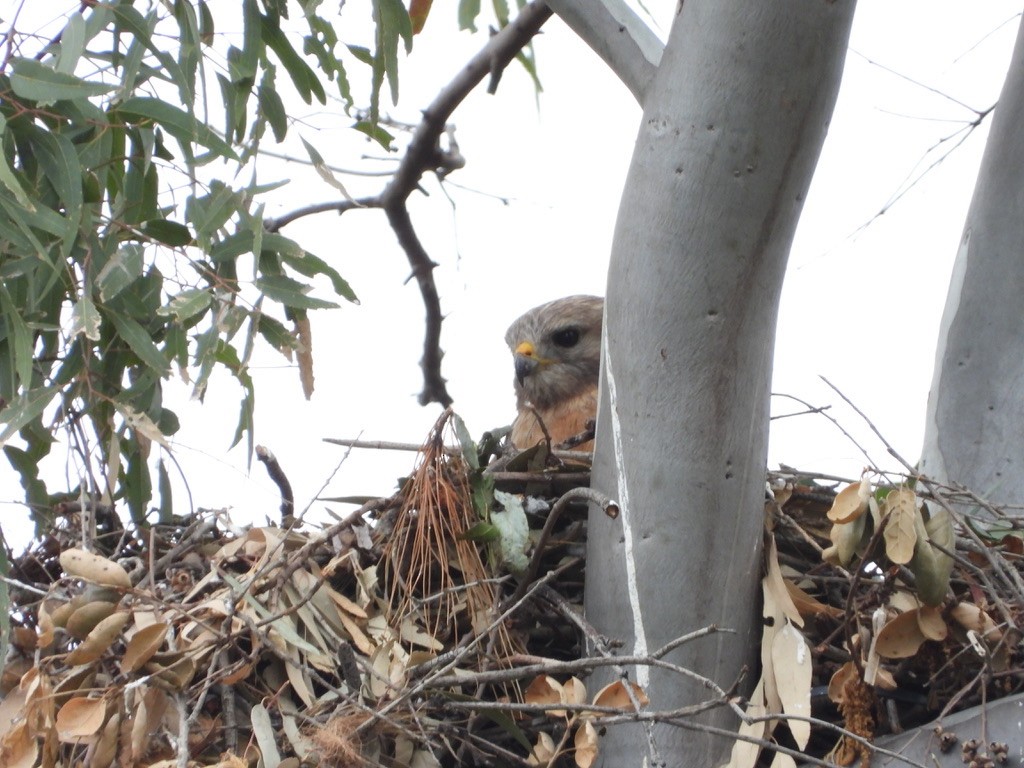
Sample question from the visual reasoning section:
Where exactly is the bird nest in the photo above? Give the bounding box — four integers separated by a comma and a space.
2, 409, 1023, 768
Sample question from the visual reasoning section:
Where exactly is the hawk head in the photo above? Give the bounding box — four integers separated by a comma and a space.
504, 295, 604, 412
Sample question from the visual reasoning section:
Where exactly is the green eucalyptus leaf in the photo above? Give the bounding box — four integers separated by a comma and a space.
140, 219, 193, 246
96, 245, 144, 301
105, 310, 170, 376
0, 386, 60, 447
260, 14, 325, 105
158, 288, 211, 322
458, 0, 481, 31
69, 295, 102, 341
256, 275, 339, 310
117, 97, 236, 159
10, 57, 114, 101
461, 522, 500, 543
258, 83, 288, 142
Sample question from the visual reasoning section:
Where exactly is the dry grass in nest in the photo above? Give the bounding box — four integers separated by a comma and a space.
310, 712, 369, 767
382, 409, 513, 655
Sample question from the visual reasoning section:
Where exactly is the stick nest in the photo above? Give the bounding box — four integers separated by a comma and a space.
2, 411, 1023, 767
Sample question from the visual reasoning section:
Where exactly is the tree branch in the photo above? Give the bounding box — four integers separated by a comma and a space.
271, 2, 554, 407
546, 0, 663, 105
378, 1, 553, 406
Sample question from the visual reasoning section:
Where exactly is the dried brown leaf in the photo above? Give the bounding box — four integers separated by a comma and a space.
949, 602, 1002, 643
562, 677, 587, 707
92, 711, 119, 768
827, 475, 871, 524
875, 610, 927, 659
144, 653, 197, 691
574, 720, 599, 768
295, 315, 315, 399
121, 622, 169, 673
827, 661, 858, 705
527, 731, 556, 764
591, 679, 648, 711
765, 535, 802, 626
67, 612, 129, 666
338, 610, 375, 655
722, 676, 769, 768
0, 721, 37, 768
882, 488, 918, 564
525, 675, 564, 717
784, 579, 843, 619
771, 623, 812, 749
130, 688, 170, 760
65, 601, 119, 640
916, 605, 948, 641
769, 753, 798, 768
60, 548, 131, 589
56, 696, 106, 741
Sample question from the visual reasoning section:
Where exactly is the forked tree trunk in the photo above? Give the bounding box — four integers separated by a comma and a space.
920, 14, 1024, 510
584, 2, 856, 764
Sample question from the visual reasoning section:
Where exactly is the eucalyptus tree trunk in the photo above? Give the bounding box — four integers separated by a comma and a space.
576, 2, 856, 765
920, 14, 1024, 509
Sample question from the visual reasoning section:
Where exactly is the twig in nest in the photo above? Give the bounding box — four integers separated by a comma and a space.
255, 445, 295, 528
506, 487, 619, 608
556, 419, 596, 450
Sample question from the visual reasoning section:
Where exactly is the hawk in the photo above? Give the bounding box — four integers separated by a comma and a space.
505, 295, 603, 450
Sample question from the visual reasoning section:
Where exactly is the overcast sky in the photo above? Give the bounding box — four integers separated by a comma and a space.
4, 2, 1023, 536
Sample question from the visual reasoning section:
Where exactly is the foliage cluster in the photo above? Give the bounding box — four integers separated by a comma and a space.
0, 0, 530, 530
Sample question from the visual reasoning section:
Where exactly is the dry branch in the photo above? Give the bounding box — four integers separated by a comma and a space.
268, 2, 554, 407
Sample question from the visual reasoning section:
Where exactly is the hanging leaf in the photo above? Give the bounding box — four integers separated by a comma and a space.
771, 623, 812, 749
882, 488, 918, 565
910, 506, 954, 606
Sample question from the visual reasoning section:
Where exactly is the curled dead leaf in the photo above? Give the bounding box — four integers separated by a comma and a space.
916, 605, 948, 642
524, 675, 564, 718
827, 476, 872, 524
949, 602, 1002, 643
591, 679, 649, 711
526, 731, 556, 765
562, 677, 587, 707
765, 535, 802, 627
0, 720, 37, 768
574, 720, 599, 768
827, 661, 858, 705
875, 610, 927, 659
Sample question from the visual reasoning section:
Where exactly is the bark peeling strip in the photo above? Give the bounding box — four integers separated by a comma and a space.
602, 331, 650, 687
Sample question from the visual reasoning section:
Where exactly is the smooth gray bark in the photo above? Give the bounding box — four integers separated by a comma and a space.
585, 2, 856, 766
920, 14, 1024, 509
546, 0, 663, 103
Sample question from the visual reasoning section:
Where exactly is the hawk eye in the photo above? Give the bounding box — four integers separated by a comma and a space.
551, 328, 581, 348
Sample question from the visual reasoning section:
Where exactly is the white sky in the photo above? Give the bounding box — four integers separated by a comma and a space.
3, 2, 1023, 536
